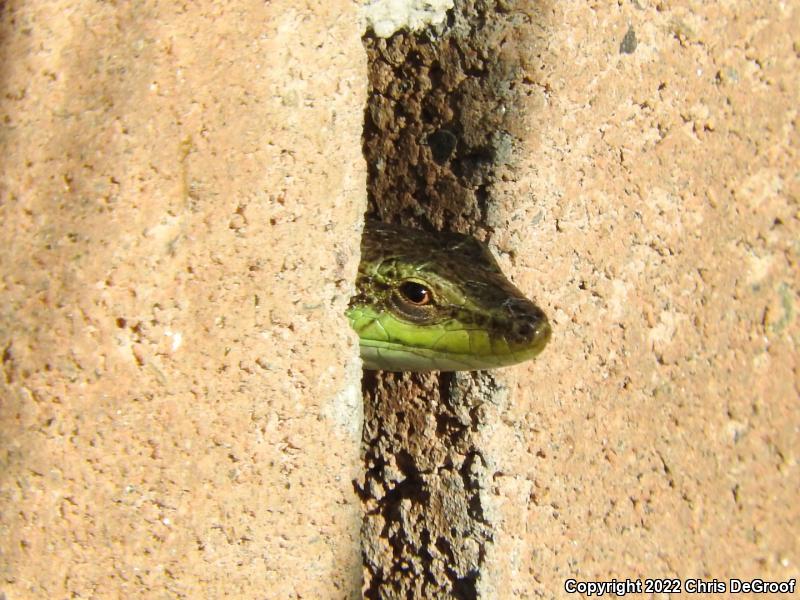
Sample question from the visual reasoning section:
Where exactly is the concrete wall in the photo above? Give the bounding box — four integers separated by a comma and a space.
498, 3, 799, 594
1, 0, 797, 598
0, 1, 366, 597
360, 0, 798, 597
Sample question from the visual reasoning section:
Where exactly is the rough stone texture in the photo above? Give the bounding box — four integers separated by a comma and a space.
1, 0, 797, 597
490, 2, 799, 596
0, 1, 366, 598
363, 0, 548, 235
359, 371, 500, 597
361, 0, 798, 598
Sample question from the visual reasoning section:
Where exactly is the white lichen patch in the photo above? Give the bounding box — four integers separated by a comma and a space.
363, 0, 454, 38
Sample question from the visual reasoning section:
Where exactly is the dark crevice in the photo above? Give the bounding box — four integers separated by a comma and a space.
358, 0, 551, 596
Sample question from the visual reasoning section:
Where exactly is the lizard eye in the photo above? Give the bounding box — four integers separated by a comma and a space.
398, 281, 432, 306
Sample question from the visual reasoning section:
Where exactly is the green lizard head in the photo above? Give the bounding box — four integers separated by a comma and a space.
347, 221, 551, 371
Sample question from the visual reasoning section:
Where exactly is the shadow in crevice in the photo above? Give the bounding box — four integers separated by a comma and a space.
356, 1, 552, 597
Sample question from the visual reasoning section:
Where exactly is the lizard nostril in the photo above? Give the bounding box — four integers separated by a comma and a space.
518, 323, 533, 336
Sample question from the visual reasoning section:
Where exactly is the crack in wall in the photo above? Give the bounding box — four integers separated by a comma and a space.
358, 1, 550, 596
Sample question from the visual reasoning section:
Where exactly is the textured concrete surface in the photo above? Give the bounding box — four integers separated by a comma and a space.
496, 2, 799, 595
0, 1, 366, 598
0, 0, 798, 598
360, 0, 798, 598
